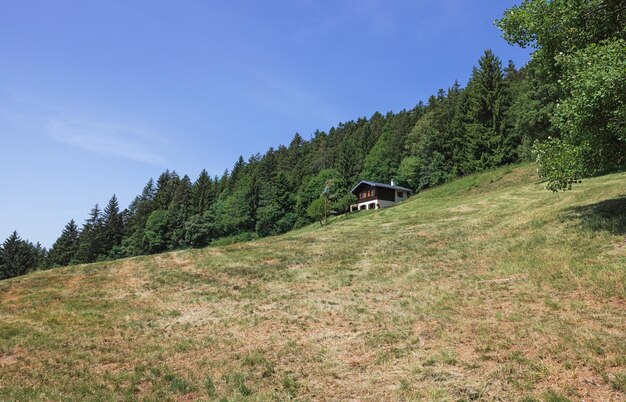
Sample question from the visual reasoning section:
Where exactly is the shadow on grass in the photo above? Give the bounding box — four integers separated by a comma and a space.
563, 196, 626, 235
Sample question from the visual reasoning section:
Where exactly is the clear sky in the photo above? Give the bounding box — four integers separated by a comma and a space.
0, 0, 530, 247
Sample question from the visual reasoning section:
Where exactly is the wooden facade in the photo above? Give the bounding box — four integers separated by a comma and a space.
350, 181, 412, 212
355, 184, 396, 203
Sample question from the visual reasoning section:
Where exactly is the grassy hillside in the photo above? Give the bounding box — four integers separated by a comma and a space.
1, 164, 624, 401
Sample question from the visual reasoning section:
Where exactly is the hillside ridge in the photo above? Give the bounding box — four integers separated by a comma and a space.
1, 164, 625, 401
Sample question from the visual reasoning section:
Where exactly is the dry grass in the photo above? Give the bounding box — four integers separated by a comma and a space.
0, 164, 625, 401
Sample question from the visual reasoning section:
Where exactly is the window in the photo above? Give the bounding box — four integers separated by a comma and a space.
397, 191, 404, 198
360, 189, 374, 199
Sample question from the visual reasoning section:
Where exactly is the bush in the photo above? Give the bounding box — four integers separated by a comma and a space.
306, 198, 326, 225
332, 193, 357, 214
143, 209, 169, 253
184, 211, 217, 248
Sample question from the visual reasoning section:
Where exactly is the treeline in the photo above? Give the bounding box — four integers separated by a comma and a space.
5, 0, 625, 281
2, 48, 546, 280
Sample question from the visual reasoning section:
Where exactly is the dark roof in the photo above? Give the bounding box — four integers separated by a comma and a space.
351, 180, 412, 193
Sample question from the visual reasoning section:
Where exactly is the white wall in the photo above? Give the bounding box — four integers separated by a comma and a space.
350, 190, 410, 212
354, 198, 396, 210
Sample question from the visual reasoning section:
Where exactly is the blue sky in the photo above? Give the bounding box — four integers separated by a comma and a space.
0, 0, 530, 247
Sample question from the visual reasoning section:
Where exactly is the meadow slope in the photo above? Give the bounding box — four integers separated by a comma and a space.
1, 165, 625, 401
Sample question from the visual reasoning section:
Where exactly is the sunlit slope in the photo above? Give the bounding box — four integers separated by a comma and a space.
1, 164, 624, 401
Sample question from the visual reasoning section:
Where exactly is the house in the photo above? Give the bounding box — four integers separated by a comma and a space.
349, 180, 412, 212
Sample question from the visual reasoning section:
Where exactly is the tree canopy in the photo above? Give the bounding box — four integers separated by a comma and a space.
498, 0, 626, 190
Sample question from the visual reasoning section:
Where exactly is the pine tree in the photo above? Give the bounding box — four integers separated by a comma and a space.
191, 169, 214, 215
338, 136, 361, 186
140, 178, 156, 202
48, 219, 80, 267
284, 133, 307, 187
362, 121, 400, 182
124, 178, 157, 255
367, 112, 386, 149
255, 172, 296, 236
102, 195, 124, 253
310, 130, 329, 173
462, 50, 507, 171
74, 204, 104, 263
500, 60, 526, 163
218, 170, 229, 195
154, 171, 180, 210
227, 156, 246, 192
31, 242, 47, 270
168, 175, 193, 249
0, 231, 36, 280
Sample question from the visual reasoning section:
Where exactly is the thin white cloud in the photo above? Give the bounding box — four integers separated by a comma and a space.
289, 0, 394, 46
245, 68, 340, 125
45, 117, 168, 166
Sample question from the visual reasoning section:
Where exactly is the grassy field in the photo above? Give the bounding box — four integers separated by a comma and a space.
0, 164, 624, 401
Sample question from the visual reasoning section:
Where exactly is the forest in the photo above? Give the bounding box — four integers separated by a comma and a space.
1, 0, 624, 280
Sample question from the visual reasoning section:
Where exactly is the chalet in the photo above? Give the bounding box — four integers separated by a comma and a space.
349, 180, 412, 212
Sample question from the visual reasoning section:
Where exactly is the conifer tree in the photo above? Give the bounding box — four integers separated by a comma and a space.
74, 204, 104, 263
102, 195, 124, 253
140, 178, 156, 202
500, 60, 527, 162
286, 133, 306, 186
255, 172, 296, 236
0, 231, 36, 280
338, 136, 361, 186
218, 170, 229, 195
462, 50, 507, 171
31, 242, 47, 270
362, 121, 401, 182
168, 175, 193, 248
191, 169, 214, 215
124, 178, 157, 255
367, 112, 386, 148
227, 156, 246, 192
48, 219, 80, 267
154, 171, 180, 210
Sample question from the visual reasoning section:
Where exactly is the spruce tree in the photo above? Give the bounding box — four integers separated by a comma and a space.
362, 121, 400, 182
48, 220, 80, 267
191, 169, 214, 215
286, 133, 306, 186
227, 156, 246, 192
218, 170, 229, 195
31, 242, 48, 269
168, 175, 193, 249
0, 231, 36, 280
125, 179, 157, 255
102, 195, 124, 253
338, 136, 361, 186
463, 50, 507, 171
74, 204, 104, 263
154, 171, 180, 210
256, 172, 296, 236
